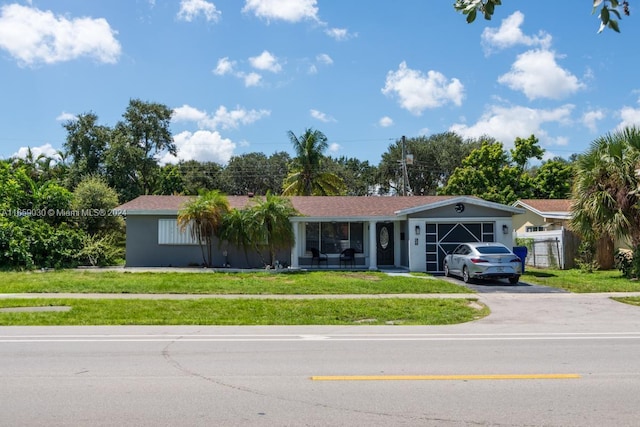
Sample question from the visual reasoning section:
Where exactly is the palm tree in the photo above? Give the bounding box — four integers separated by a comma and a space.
248, 192, 299, 267
177, 190, 230, 267
570, 126, 640, 269
220, 207, 255, 267
282, 128, 346, 196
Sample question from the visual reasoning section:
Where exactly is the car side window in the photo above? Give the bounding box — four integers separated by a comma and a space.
454, 245, 468, 255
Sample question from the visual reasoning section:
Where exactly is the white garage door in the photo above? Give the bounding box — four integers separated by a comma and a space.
425, 222, 495, 272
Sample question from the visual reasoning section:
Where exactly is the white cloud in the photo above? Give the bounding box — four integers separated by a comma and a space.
12, 143, 59, 160
481, 11, 551, 53
450, 104, 575, 148
213, 57, 236, 75
582, 109, 605, 132
0, 4, 121, 67
617, 106, 640, 130
173, 105, 209, 122
162, 130, 235, 165
207, 106, 271, 129
242, 72, 262, 87
382, 62, 464, 115
328, 142, 340, 153
498, 50, 584, 100
325, 27, 355, 41
316, 53, 333, 65
172, 104, 270, 131
242, 0, 319, 23
249, 50, 282, 73
379, 116, 394, 127
56, 112, 77, 122
310, 109, 336, 123
177, 0, 221, 22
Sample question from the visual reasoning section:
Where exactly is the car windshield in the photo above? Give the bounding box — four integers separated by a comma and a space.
475, 246, 510, 254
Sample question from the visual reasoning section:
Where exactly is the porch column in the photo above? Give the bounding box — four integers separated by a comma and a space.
369, 220, 377, 270
290, 221, 300, 268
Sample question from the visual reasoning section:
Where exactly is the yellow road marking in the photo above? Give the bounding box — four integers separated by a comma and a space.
311, 374, 581, 381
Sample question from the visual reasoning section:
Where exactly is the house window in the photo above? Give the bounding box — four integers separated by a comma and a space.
525, 226, 545, 232
158, 219, 198, 245
305, 222, 365, 255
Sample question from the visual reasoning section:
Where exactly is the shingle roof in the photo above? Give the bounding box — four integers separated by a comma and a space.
516, 199, 573, 214
117, 195, 459, 218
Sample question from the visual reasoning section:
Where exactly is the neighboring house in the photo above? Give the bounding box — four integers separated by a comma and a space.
512, 199, 578, 269
116, 195, 524, 273
512, 199, 572, 233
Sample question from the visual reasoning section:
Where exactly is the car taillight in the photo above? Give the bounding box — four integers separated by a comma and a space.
470, 258, 489, 263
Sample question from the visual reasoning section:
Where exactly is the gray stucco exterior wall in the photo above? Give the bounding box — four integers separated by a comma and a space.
124, 215, 292, 268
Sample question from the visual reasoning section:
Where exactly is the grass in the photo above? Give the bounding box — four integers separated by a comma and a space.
0, 298, 488, 326
0, 270, 470, 294
612, 296, 640, 307
523, 267, 640, 293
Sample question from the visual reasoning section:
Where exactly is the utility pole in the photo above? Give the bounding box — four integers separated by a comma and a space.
396, 135, 412, 196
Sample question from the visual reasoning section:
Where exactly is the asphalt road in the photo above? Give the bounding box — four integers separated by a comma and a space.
2, 290, 640, 426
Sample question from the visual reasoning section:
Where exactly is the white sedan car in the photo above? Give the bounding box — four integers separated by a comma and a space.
443, 242, 522, 284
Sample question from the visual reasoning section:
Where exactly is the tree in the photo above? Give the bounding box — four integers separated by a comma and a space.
156, 164, 185, 195
511, 135, 545, 173
104, 129, 145, 201
440, 135, 556, 204
377, 132, 480, 195
178, 160, 225, 195
177, 190, 230, 267
35, 182, 73, 225
71, 176, 123, 236
570, 126, 640, 270
107, 99, 176, 198
247, 192, 298, 267
326, 156, 378, 196
282, 128, 346, 196
221, 152, 290, 195
454, 0, 631, 33
62, 113, 110, 187
220, 207, 255, 267
532, 158, 575, 199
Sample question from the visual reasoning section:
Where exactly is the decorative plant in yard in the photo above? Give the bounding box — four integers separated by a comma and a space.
178, 190, 230, 267
571, 126, 640, 272
247, 192, 299, 268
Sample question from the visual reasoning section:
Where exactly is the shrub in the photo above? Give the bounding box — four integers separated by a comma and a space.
78, 233, 125, 267
575, 239, 599, 273
616, 246, 640, 279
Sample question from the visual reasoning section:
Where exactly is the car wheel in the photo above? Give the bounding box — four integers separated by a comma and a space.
443, 262, 450, 277
462, 266, 471, 283
508, 275, 520, 285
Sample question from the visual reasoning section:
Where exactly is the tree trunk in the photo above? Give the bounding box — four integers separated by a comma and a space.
596, 235, 615, 270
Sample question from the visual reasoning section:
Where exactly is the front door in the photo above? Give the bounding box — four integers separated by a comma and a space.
376, 223, 394, 266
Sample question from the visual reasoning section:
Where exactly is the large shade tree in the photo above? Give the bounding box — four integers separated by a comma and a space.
62, 113, 110, 187
570, 126, 640, 270
177, 190, 230, 267
377, 132, 480, 195
282, 128, 345, 196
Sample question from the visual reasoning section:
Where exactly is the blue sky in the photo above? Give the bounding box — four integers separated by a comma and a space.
1, 0, 639, 166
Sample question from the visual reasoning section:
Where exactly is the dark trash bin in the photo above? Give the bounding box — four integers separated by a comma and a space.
512, 246, 528, 273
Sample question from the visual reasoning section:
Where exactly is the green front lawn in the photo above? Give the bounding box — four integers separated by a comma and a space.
523, 268, 640, 293
0, 298, 487, 326
0, 270, 470, 294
